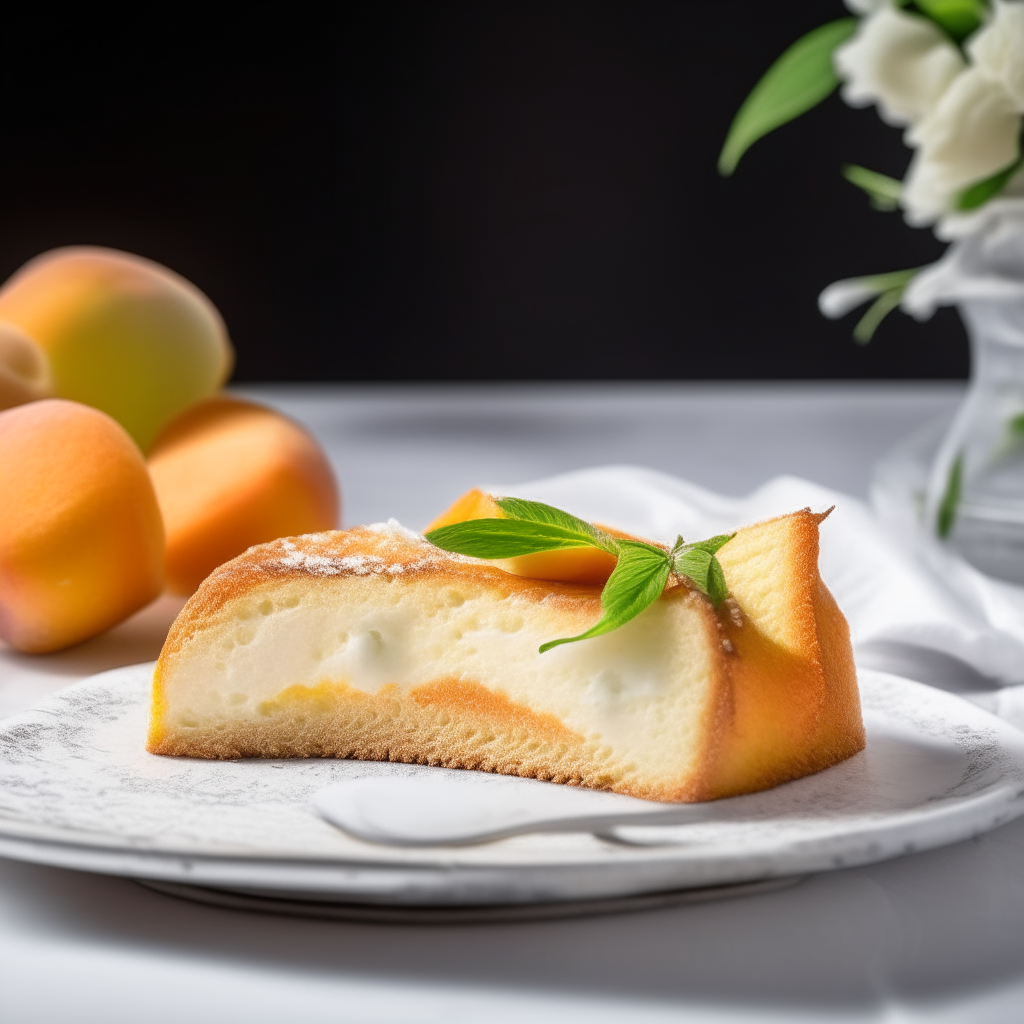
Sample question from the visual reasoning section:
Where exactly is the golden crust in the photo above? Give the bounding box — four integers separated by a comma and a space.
705, 509, 865, 797
158, 525, 619, 661
151, 677, 657, 797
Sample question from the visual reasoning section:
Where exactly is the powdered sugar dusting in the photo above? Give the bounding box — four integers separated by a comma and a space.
278, 549, 388, 576
367, 518, 428, 542
265, 520, 477, 578
276, 540, 388, 577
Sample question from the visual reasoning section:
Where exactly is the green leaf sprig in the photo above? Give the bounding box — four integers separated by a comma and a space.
718, 2, 988, 178
425, 497, 734, 653
718, 1, 1019, 347
718, 18, 856, 177
842, 164, 903, 212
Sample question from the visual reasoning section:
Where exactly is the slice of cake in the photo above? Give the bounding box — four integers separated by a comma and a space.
148, 509, 864, 802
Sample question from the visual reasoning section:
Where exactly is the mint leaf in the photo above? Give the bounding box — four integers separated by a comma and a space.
492, 497, 616, 552
539, 542, 671, 653
676, 534, 734, 557
671, 534, 734, 604
718, 18, 856, 176
424, 497, 736, 651
842, 164, 902, 212
675, 550, 727, 605
425, 518, 609, 559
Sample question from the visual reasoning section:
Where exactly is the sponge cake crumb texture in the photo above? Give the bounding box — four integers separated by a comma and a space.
148, 513, 864, 802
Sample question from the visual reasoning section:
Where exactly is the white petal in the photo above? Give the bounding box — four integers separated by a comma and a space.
902, 69, 1021, 224
967, 0, 1024, 111
902, 199, 1024, 318
818, 279, 880, 318
902, 150, 954, 226
835, 8, 965, 126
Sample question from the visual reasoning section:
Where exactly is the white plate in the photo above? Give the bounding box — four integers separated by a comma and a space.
1, 663, 1023, 908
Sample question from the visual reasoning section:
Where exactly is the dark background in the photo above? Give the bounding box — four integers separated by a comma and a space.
0, 2, 967, 381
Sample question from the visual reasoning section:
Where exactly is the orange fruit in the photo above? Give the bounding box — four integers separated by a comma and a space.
0, 247, 234, 451
148, 396, 340, 594
0, 399, 165, 652
0, 322, 51, 411
425, 488, 620, 584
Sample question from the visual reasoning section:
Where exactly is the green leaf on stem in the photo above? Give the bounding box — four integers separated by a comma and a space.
842, 164, 902, 211
538, 542, 671, 653
718, 18, 857, 176
836, 267, 920, 344
913, 0, 986, 42
854, 288, 906, 344
956, 155, 1024, 211
936, 453, 963, 539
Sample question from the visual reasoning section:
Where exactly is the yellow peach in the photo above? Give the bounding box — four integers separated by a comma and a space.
425, 488, 620, 585
148, 396, 340, 595
0, 399, 165, 653
0, 247, 234, 451
0, 322, 51, 410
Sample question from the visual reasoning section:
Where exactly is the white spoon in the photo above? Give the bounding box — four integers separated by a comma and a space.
313, 772, 712, 846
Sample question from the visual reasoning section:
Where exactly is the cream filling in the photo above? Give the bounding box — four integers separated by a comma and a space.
162, 577, 717, 778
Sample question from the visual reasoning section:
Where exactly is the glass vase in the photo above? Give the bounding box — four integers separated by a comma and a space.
924, 298, 1024, 584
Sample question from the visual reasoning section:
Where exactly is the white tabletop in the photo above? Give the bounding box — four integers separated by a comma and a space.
7, 382, 1024, 1024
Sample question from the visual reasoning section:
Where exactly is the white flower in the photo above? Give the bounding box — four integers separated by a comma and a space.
967, 0, 1024, 111
834, 7, 965, 126
901, 151, 954, 225
903, 196, 1024, 318
902, 68, 1022, 224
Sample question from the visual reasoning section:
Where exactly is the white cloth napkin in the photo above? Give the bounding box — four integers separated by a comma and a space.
488, 465, 1024, 688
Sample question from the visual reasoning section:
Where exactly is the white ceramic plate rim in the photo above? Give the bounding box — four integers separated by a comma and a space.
1, 664, 1023, 906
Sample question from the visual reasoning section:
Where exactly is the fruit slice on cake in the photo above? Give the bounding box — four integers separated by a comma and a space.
147, 494, 864, 802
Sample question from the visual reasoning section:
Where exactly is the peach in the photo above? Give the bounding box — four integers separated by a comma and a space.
425, 488, 619, 585
148, 396, 340, 595
0, 399, 165, 653
0, 322, 51, 410
0, 247, 234, 451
